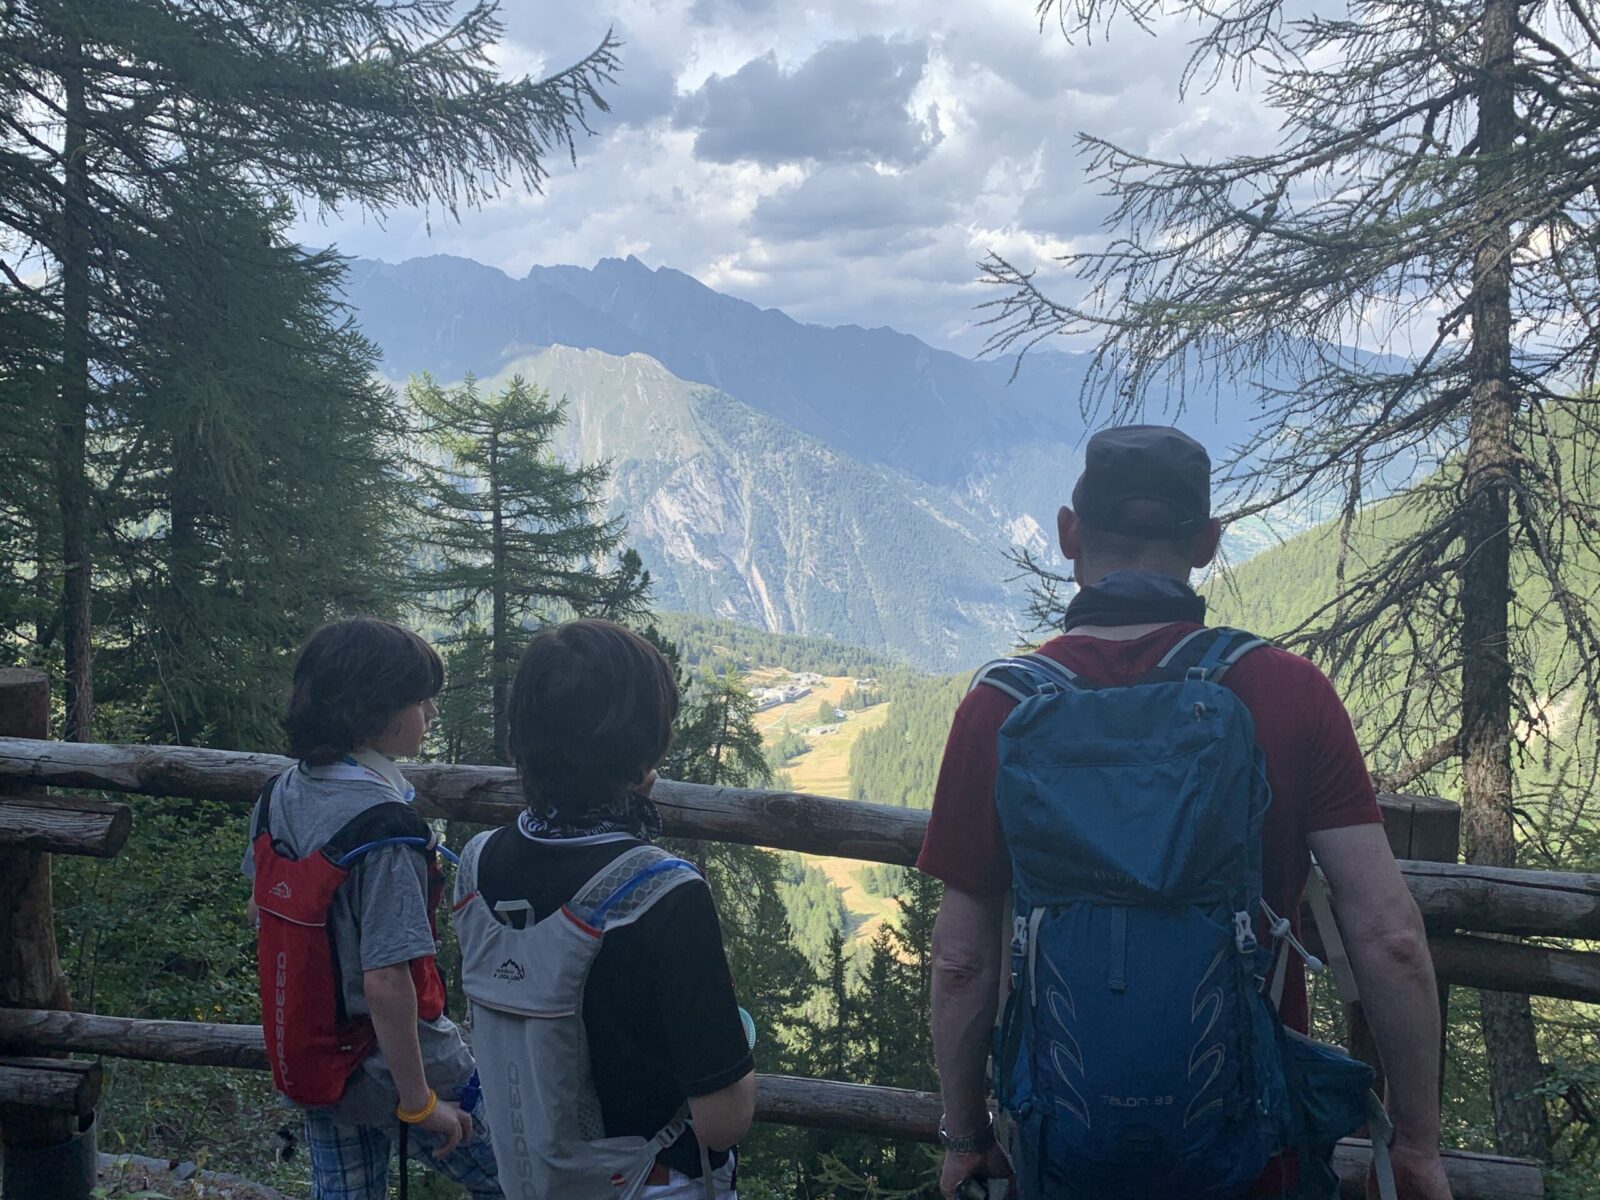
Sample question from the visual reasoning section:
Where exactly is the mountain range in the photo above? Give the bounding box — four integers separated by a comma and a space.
341, 253, 1260, 668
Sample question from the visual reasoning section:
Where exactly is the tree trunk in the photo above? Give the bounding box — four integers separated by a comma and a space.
167, 424, 205, 745
1459, 0, 1551, 1161
57, 51, 94, 743
489, 433, 510, 765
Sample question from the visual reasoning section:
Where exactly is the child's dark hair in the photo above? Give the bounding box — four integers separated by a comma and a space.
284, 618, 444, 765
509, 619, 679, 820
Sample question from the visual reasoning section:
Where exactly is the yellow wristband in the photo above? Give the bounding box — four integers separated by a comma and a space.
396, 1090, 438, 1125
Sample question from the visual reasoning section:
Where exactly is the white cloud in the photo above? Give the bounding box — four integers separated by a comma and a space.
294, 0, 1276, 353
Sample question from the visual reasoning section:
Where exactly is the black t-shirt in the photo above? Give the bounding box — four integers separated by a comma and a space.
475, 827, 754, 1178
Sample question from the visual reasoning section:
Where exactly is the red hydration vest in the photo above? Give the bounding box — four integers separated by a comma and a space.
251, 777, 448, 1107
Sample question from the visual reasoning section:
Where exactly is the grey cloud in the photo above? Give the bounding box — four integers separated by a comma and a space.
748, 163, 955, 239
605, 37, 679, 128
687, 0, 781, 24
674, 37, 942, 167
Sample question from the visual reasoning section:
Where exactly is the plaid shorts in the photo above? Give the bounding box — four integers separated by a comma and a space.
303, 1104, 502, 1199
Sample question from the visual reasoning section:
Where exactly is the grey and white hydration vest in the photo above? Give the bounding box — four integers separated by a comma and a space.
455, 830, 712, 1200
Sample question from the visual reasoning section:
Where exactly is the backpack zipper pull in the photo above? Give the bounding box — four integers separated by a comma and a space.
1232, 910, 1258, 954
1010, 914, 1028, 992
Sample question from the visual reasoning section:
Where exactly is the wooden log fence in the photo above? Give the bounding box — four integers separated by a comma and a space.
0, 1008, 1544, 1200
0, 698, 1578, 1199
0, 672, 99, 1197
1, 737, 1597, 1005
0, 1058, 102, 1120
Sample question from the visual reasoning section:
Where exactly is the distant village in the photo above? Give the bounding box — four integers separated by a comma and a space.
752, 674, 879, 725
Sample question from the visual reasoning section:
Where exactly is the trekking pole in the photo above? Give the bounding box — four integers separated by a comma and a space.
398, 1122, 409, 1200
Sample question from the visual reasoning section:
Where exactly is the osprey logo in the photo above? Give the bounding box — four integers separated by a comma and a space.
270, 881, 292, 900
493, 959, 526, 983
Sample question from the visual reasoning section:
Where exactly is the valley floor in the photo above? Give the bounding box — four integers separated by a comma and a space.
753, 672, 901, 947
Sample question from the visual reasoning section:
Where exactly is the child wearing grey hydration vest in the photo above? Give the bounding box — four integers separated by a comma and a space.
243, 618, 501, 1200
456, 619, 756, 1200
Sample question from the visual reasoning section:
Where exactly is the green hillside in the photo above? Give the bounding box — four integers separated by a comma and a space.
651, 611, 901, 677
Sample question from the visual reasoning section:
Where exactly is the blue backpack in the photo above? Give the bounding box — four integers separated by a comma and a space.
976, 627, 1384, 1200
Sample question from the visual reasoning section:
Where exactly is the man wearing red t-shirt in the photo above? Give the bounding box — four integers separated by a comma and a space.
920, 426, 1449, 1200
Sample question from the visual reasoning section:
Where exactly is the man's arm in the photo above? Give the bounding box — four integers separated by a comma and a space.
688, 1070, 756, 1151
931, 886, 1012, 1196
1307, 823, 1451, 1199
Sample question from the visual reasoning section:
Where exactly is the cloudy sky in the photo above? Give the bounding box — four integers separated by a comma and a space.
298, 1, 1280, 355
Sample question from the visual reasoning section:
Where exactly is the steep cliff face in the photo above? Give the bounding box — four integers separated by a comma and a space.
503, 346, 1025, 669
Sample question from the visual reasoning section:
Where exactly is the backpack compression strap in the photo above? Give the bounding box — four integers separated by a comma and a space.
1144, 625, 1268, 685
969, 653, 1088, 703
970, 628, 1267, 702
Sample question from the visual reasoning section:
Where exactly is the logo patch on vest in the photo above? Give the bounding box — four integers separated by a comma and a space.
493, 959, 527, 982
270, 881, 292, 899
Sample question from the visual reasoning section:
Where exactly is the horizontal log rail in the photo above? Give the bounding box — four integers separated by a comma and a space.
1430, 933, 1600, 1003
0, 1009, 1542, 1200
0, 791, 131, 858
0, 1057, 103, 1120
3, 737, 1598, 939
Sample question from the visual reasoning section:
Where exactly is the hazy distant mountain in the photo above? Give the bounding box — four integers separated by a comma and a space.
343, 254, 1106, 480
340, 253, 1271, 661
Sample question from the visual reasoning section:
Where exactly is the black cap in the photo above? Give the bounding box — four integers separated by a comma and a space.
1071, 425, 1211, 539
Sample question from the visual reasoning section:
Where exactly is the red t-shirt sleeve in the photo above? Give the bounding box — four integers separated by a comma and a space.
1267, 651, 1383, 833
916, 684, 1015, 896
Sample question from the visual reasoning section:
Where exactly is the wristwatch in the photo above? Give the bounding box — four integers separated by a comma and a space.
938, 1111, 995, 1154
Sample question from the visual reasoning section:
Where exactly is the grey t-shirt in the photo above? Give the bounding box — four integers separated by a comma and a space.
242, 760, 474, 1126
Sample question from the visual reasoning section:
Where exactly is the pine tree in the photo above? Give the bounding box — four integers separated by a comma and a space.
984, 0, 1600, 1159
432, 631, 497, 767
410, 373, 650, 763
822, 925, 856, 1082
101, 181, 409, 749
669, 669, 771, 788
0, 0, 620, 739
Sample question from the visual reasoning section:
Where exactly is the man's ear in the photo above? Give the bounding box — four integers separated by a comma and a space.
1190, 518, 1224, 569
1058, 506, 1083, 560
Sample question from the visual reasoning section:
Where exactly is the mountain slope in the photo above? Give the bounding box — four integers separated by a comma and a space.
341, 255, 1270, 544
491, 347, 1026, 669
344, 253, 1104, 484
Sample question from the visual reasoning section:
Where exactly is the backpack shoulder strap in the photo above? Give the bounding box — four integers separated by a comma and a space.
971, 652, 1089, 703
320, 800, 436, 870
454, 829, 495, 904
1145, 626, 1269, 685
568, 844, 703, 933
251, 774, 281, 841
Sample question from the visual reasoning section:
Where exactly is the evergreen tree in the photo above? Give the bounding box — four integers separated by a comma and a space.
985, 0, 1600, 1158
102, 182, 409, 749
669, 669, 771, 788
432, 630, 497, 767
0, 0, 619, 739
410, 373, 650, 763
660, 663, 816, 1043
821, 925, 855, 1082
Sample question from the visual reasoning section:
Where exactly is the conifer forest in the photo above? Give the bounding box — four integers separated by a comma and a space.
2, 1, 1599, 1197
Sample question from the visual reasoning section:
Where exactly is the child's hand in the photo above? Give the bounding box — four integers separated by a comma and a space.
418, 1098, 474, 1155
637, 769, 659, 798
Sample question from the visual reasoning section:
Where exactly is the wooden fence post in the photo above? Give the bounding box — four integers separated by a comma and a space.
0, 669, 98, 1199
